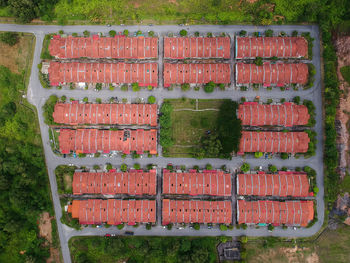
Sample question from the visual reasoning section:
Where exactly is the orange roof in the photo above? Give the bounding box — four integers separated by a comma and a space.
71, 200, 80, 218
68, 199, 156, 225
53, 103, 157, 126
73, 170, 157, 195
48, 62, 158, 87
238, 131, 310, 154
163, 63, 230, 87
237, 171, 310, 197
162, 169, 231, 196
58, 129, 157, 155
162, 199, 232, 225
164, 37, 230, 59
237, 102, 310, 126
236, 37, 308, 59
49, 35, 158, 59
237, 200, 314, 227
236, 63, 308, 86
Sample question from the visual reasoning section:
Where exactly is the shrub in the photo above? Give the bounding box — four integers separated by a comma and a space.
254, 57, 263, 66
148, 31, 155, 37
132, 82, 140, 92
121, 84, 128, 91
167, 223, 173, 230
281, 153, 289, 159
239, 30, 247, 37
43, 95, 58, 125
180, 29, 187, 36
194, 31, 200, 37
218, 83, 225, 90
93, 165, 100, 170
106, 163, 113, 171
292, 30, 298, 37
206, 164, 213, 170
266, 98, 273, 104
96, 98, 102, 104
147, 85, 153, 91
146, 223, 152, 230
254, 152, 263, 158
241, 163, 250, 172
117, 223, 124, 230
134, 163, 141, 170
341, 66, 350, 85
265, 29, 273, 37
293, 96, 301, 105
269, 165, 277, 173
59, 30, 64, 35
181, 83, 190, 92
61, 95, 66, 102
123, 30, 129, 36
83, 97, 88, 103
0, 32, 19, 46
83, 30, 90, 37
207, 32, 213, 37
193, 223, 200, 230
95, 83, 102, 91
204, 81, 215, 93
268, 224, 274, 231
72, 32, 78, 37
109, 30, 116, 37
121, 163, 127, 172
148, 95, 156, 104
220, 224, 228, 231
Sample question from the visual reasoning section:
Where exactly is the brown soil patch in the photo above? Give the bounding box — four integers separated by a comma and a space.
168, 0, 178, 5
335, 36, 350, 178
39, 212, 53, 244
0, 33, 34, 74
47, 247, 61, 263
64, 174, 72, 192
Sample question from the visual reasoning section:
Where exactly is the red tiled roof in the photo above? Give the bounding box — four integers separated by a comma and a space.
163, 63, 230, 87
53, 103, 157, 126
238, 131, 310, 154
164, 37, 230, 59
237, 102, 310, 126
48, 62, 158, 86
69, 199, 156, 225
162, 199, 232, 225
162, 169, 231, 196
49, 35, 158, 59
236, 37, 308, 59
237, 200, 314, 227
237, 171, 310, 197
73, 169, 157, 195
58, 129, 157, 155
236, 63, 308, 86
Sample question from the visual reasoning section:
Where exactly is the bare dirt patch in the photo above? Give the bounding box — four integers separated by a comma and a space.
335, 36, 350, 178
0, 33, 34, 74
64, 174, 72, 192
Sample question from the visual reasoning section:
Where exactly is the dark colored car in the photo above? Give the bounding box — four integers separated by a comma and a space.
124, 231, 134, 236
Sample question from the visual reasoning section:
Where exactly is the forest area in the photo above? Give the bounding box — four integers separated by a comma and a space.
0, 66, 54, 262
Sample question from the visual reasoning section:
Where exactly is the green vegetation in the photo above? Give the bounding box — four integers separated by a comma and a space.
70, 236, 218, 263
301, 32, 314, 59
43, 95, 58, 125
255, 152, 263, 158
268, 165, 277, 173
148, 95, 156, 104
55, 165, 76, 194
180, 29, 187, 36
303, 99, 316, 127
181, 83, 190, 92
305, 64, 316, 89
134, 163, 141, 170
41, 34, 54, 60
305, 130, 317, 158
162, 99, 241, 158
0, 65, 56, 261
0, 32, 18, 46
123, 29, 129, 36
241, 163, 250, 173
83, 30, 90, 37
254, 57, 263, 66
132, 82, 140, 92
265, 29, 273, 37
204, 81, 215, 93
121, 163, 128, 172
109, 30, 116, 37
340, 66, 350, 85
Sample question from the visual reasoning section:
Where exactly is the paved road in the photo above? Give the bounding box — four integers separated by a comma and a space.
0, 24, 323, 263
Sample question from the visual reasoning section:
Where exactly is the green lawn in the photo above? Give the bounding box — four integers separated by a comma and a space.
69, 236, 219, 263
55, 165, 77, 194
163, 99, 224, 157
341, 66, 350, 85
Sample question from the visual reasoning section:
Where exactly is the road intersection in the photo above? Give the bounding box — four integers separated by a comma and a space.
0, 24, 323, 263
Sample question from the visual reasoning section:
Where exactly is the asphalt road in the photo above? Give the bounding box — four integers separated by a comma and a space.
0, 24, 323, 263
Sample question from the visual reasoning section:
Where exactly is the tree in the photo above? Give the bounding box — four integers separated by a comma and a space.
83, 97, 88, 103
197, 134, 223, 158
146, 223, 152, 230
204, 81, 215, 93
241, 163, 250, 172
9, 0, 38, 23
268, 224, 274, 231
148, 31, 155, 37
83, 30, 90, 37
293, 96, 301, 105
194, 31, 200, 37
167, 223, 173, 230
220, 224, 228, 231
254, 152, 263, 158
265, 29, 273, 37
206, 164, 213, 170
148, 95, 156, 104
132, 82, 140, 92
93, 165, 100, 170
61, 95, 66, 102
180, 29, 187, 36
43, 95, 58, 125
106, 163, 113, 171
123, 29, 129, 36
0, 32, 18, 46
121, 163, 127, 172
95, 83, 102, 91
134, 163, 141, 170
239, 30, 247, 37
281, 153, 289, 159
181, 83, 190, 91
193, 223, 200, 230
109, 30, 116, 37
254, 57, 263, 66
269, 165, 277, 173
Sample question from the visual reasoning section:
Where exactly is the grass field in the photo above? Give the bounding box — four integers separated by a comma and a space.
163, 98, 224, 157
55, 165, 77, 194
341, 66, 350, 85
69, 236, 219, 263
245, 225, 350, 263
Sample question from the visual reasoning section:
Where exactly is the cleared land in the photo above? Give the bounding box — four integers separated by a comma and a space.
163, 99, 224, 157
245, 225, 350, 263
69, 236, 219, 263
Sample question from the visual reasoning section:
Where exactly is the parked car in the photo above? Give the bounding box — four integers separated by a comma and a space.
125, 231, 134, 236
104, 234, 111, 237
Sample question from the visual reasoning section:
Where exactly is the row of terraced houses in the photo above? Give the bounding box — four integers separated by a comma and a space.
45, 35, 309, 88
